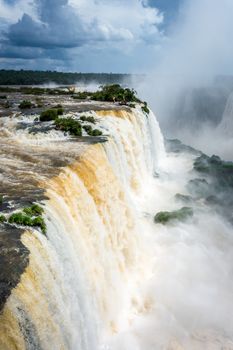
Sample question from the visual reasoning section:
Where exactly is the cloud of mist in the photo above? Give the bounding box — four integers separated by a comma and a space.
138, 0, 233, 159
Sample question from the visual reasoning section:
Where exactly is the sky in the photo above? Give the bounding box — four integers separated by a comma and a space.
0, 0, 233, 75
0, 0, 182, 72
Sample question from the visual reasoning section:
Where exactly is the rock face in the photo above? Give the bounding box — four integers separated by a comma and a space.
154, 207, 193, 225
192, 153, 233, 222
0, 225, 29, 311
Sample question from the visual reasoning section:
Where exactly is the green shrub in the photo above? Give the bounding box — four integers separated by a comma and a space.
40, 109, 58, 121
23, 204, 44, 217
91, 84, 140, 103
72, 91, 90, 100
55, 117, 82, 136
91, 129, 103, 136
9, 212, 33, 226
52, 105, 63, 115
128, 103, 136, 108
32, 217, 46, 234
83, 125, 93, 135
0, 215, 6, 223
141, 102, 150, 114
8, 208, 46, 234
80, 116, 95, 124
154, 207, 193, 225
19, 100, 34, 109
82, 124, 102, 136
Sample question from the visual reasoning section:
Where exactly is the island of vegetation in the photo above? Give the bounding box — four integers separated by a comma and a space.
154, 207, 193, 225
0, 203, 46, 234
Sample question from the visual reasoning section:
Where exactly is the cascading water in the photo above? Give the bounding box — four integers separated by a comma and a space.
0, 107, 165, 350
1, 105, 233, 350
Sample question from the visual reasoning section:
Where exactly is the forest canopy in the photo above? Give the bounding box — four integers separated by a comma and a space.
0, 70, 140, 86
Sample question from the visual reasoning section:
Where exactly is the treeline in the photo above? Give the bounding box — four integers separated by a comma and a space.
0, 70, 133, 86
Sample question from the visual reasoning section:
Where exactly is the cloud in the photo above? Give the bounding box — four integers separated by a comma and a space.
0, 0, 35, 23
139, 0, 233, 120
135, 0, 233, 162
0, 0, 164, 67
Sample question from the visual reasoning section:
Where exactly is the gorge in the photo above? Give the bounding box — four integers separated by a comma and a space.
0, 89, 233, 350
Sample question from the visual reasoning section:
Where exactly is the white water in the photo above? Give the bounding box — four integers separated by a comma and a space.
1, 107, 233, 349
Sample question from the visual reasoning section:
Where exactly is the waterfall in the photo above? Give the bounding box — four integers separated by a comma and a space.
218, 91, 233, 135
0, 107, 166, 350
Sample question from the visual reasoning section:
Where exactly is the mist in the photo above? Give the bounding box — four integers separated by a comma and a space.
138, 0, 233, 160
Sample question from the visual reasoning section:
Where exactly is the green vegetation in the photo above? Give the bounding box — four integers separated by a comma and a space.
0, 215, 6, 223
154, 207, 193, 225
141, 102, 150, 114
193, 154, 233, 189
80, 116, 95, 124
194, 154, 233, 173
83, 125, 93, 134
9, 212, 33, 226
23, 204, 44, 217
91, 84, 140, 103
57, 108, 64, 116
54, 117, 102, 137
82, 124, 102, 136
72, 91, 91, 100
55, 117, 82, 136
35, 98, 44, 108
191, 153, 233, 223
0, 69, 133, 86
8, 204, 46, 234
19, 100, 34, 109
128, 103, 136, 108
31, 217, 46, 234
0, 95, 7, 99
8, 212, 46, 234
40, 109, 59, 121
40, 107, 64, 121
91, 129, 103, 136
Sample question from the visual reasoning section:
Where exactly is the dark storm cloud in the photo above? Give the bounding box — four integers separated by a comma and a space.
0, 0, 164, 70
6, 0, 89, 49
3, 0, 136, 51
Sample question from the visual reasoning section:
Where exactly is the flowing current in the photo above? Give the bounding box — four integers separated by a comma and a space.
0, 106, 233, 350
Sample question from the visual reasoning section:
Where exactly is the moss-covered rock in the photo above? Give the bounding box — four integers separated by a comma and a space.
187, 178, 210, 198
154, 207, 193, 225
175, 193, 193, 204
